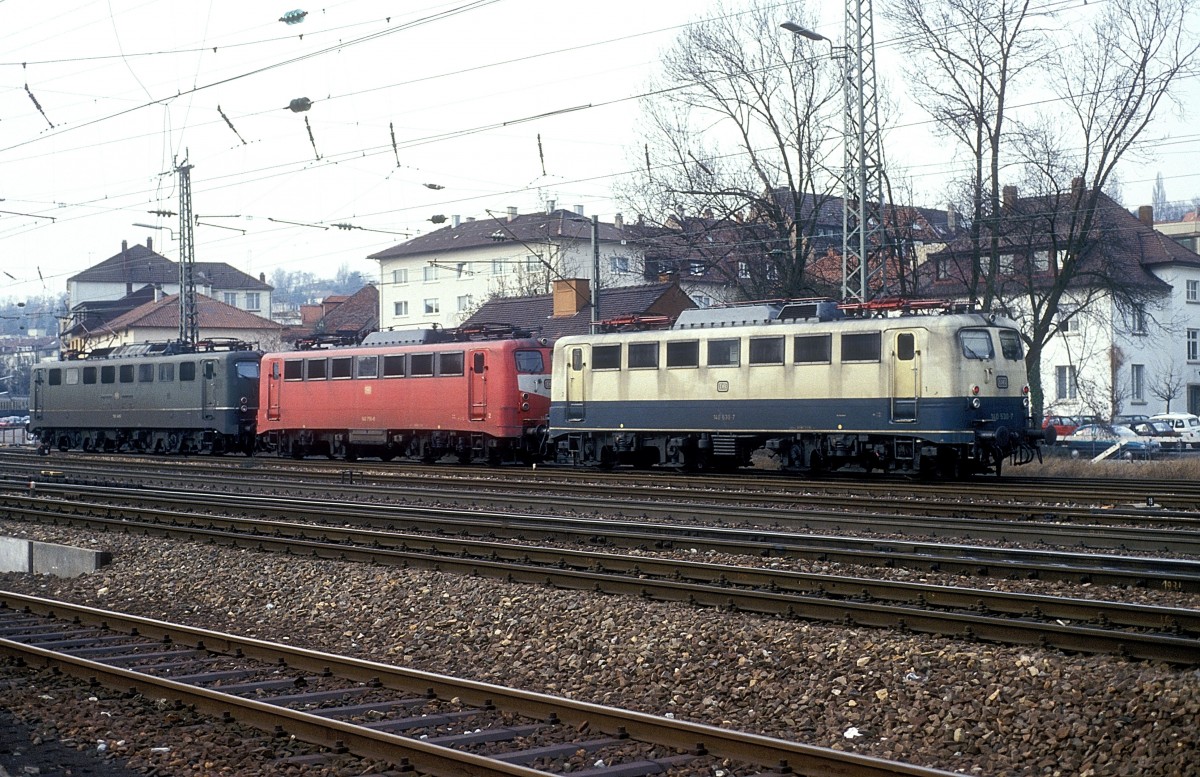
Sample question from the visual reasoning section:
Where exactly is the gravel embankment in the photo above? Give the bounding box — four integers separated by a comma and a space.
0, 519, 1197, 776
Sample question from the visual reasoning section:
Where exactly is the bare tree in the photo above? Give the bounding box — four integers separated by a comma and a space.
885, 0, 1048, 309
1149, 359, 1188, 412
620, 0, 842, 299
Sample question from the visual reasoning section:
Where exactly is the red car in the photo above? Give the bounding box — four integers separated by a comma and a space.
258, 329, 552, 463
1042, 414, 1079, 440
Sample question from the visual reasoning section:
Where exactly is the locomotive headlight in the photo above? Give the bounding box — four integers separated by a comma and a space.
1021, 385, 1030, 395
521, 402, 530, 411
970, 397, 982, 409
971, 385, 980, 395
522, 392, 529, 400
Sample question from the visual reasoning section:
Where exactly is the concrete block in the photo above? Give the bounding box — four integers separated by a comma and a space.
0, 536, 111, 577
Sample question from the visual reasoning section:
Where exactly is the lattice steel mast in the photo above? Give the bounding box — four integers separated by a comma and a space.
176, 161, 198, 346
841, 0, 886, 302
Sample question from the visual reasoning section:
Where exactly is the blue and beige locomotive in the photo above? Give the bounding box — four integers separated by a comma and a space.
28, 340, 262, 455
548, 299, 1042, 476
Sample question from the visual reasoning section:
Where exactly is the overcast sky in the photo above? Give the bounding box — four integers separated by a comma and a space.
1, 0, 1196, 306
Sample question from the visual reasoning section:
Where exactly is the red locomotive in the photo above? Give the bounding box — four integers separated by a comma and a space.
257, 327, 552, 463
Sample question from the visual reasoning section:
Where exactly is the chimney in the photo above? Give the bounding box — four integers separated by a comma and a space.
552, 278, 590, 318
546, 199, 556, 214
614, 212, 623, 229
121, 239, 128, 252
259, 272, 266, 282
154, 284, 163, 302
1071, 176, 1085, 199
507, 206, 518, 221
946, 203, 957, 233
1002, 186, 1018, 211
451, 215, 461, 228
573, 205, 584, 216
1138, 205, 1154, 226
146, 236, 153, 252
702, 208, 714, 220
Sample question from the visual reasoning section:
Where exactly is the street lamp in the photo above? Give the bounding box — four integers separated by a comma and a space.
780, 21, 830, 45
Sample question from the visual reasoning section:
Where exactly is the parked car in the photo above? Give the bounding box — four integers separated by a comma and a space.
1060, 424, 1161, 459
1128, 419, 1184, 452
1149, 413, 1200, 450
1112, 414, 1150, 426
1042, 414, 1080, 439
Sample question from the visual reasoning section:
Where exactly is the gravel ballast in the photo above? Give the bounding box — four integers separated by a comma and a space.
0, 520, 1197, 776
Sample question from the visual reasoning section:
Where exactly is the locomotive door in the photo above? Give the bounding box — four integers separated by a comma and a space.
890, 331, 919, 422
266, 360, 281, 421
31, 369, 43, 420
566, 346, 586, 421
469, 350, 487, 421
201, 359, 218, 420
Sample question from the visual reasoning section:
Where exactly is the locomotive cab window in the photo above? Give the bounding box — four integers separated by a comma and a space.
592, 345, 621, 370
749, 336, 784, 365
235, 361, 259, 379
474, 352, 486, 374
841, 332, 882, 363
382, 355, 406, 377
959, 329, 994, 360
138, 364, 154, 382
896, 333, 915, 361
48, 368, 62, 386
180, 362, 196, 382
438, 351, 464, 376
570, 348, 583, 371
410, 353, 434, 377
627, 342, 659, 369
707, 338, 740, 367
666, 340, 699, 368
999, 329, 1024, 360
794, 334, 832, 364
306, 359, 327, 380
204, 361, 216, 380
356, 355, 379, 379
283, 360, 303, 381
515, 350, 544, 373
159, 363, 174, 382
330, 357, 353, 380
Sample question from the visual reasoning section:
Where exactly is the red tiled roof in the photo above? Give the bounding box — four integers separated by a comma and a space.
104, 293, 281, 332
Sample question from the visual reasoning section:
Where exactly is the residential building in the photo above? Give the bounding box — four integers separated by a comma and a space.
283, 284, 380, 347
369, 206, 649, 330
67, 293, 283, 354
928, 187, 1200, 418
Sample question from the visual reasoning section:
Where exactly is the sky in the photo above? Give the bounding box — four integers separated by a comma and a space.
1, 0, 1197, 309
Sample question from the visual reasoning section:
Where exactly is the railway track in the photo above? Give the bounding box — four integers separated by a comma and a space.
0, 590, 960, 777
3, 488, 1197, 663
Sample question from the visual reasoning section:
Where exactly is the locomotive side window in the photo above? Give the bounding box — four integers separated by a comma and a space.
707, 338, 740, 367
438, 351, 464, 376
749, 336, 784, 365
180, 362, 196, 381
627, 342, 659, 369
515, 350, 544, 373
83, 367, 97, 385
65, 368, 79, 385
592, 345, 621, 370
306, 359, 327, 380
119, 365, 135, 383
959, 329, 994, 360
48, 368, 62, 386
896, 333, 915, 361
330, 357, 353, 379
283, 360, 303, 380
841, 332, 882, 362
356, 355, 379, 379
159, 363, 175, 382
999, 329, 1024, 360
101, 366, 116, 384
382, 354, 406, 377
138, 364, 154, 382
794, 334, 832, 364
666, 340, 699, 368
410, 353, 434, 377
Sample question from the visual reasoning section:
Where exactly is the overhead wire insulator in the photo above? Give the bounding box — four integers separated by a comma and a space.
288, 97, 313, 113
279, 9, 308, 24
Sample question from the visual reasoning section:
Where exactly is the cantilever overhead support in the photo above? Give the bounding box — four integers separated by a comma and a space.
177, 161, 199, 347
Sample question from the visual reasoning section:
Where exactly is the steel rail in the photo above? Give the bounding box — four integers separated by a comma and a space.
0, 591, 962, 777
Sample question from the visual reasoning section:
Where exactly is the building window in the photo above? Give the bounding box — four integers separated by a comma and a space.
223, 292, 238, 306
456, 262, 467, 279
492, 259, 504, 276
1033, 250, 1050, 272
1130, 304, 1147, 335
1189, 329, 1200, 361
393, 268, 409, 285
1131, 364, 1145, 403
424, 265, 438, 282
457, 295, 473, 313
1188, 279, 1199, 302
1057, 306, 1077, 334
245, 292, 260, 311
424, 298, 440, 315
610, 255, 630, 274
998, 253, 1016, 273
936, 259, 948, 280
737, 261, 750, 279
526, 255, 541, 272
394, 301, 409, 317
1056, 365, 1078, 400
689, 260, 705, 276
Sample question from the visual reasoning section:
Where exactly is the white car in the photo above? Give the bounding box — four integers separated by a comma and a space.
1150, 413, 1200, 449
